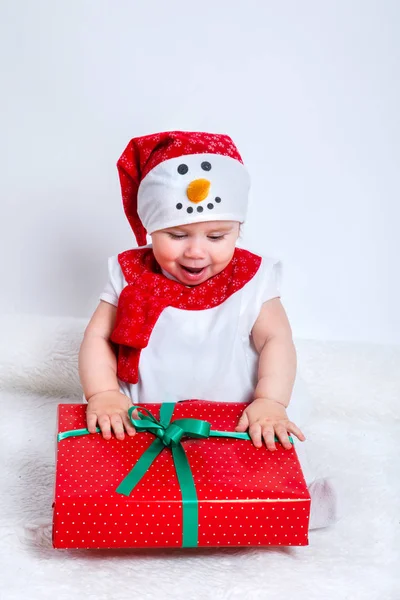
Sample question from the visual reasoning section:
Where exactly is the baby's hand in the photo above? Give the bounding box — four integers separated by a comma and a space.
86, 390, 137, 441
235, 397, 306, 451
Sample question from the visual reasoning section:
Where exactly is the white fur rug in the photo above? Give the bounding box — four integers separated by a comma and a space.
0, 315, 399, 600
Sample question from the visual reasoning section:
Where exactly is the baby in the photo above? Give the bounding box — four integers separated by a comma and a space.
79, 131, 335, 528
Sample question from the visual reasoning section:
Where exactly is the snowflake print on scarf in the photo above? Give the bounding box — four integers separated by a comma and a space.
110, 247, 261, 384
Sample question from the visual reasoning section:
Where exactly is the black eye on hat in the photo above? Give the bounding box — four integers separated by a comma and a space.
177, 164, 189, 175
201, 161, 212, 171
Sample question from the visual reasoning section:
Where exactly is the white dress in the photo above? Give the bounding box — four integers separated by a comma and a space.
99, 247, 311, 428
98, 246, 336, 529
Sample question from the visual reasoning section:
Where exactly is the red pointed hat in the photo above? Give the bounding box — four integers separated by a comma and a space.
117, 131, 250, 246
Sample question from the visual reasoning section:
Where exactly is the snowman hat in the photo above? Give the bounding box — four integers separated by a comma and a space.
117, 131, 250, 246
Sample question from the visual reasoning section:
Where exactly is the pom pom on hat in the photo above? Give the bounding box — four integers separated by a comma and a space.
117, 131, 250, 247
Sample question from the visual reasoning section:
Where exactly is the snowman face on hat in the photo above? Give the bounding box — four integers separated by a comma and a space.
137, 153, 250, 234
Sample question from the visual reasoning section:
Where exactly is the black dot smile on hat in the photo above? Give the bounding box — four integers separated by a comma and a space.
176, 196, 222, 213
205, 197, 222, 210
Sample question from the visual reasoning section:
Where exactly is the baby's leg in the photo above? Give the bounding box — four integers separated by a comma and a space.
287, 375, 337, 530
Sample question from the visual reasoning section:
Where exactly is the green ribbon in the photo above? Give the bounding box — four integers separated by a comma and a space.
57, 403, 293, 548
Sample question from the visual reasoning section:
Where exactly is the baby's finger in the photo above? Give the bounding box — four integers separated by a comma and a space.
130, 408, 140, 420
262, 426, 276, 451
86, 411, 99, 434
97, 414, 112, 440
249, 423, 262, 448
110, 414, 125, 441
121, 412, 136, 436
235, 411, 249, 432
287, 421, 306, 442
275, 424, 293, 450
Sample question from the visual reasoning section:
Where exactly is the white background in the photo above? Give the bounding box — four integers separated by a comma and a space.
1, 0, 399, 344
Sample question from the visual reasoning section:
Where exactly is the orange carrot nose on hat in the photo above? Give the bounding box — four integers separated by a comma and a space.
117, 131, 250, 246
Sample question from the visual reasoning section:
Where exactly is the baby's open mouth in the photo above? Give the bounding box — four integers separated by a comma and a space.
180, 265, 206, 274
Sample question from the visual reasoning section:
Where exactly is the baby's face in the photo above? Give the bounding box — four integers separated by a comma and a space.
151, 220, 240, 286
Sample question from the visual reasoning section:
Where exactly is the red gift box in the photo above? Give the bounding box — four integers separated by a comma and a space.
53, 401, 310, 549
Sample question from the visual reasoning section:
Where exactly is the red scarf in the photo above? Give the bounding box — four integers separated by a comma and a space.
110, 247, 261, 384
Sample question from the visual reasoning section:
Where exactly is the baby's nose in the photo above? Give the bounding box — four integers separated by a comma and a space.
186, 179, 210, 204
183, 241, 206, 258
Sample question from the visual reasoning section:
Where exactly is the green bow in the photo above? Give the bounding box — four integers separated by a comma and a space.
116, 403, 254, 547
57, 403, 293, 548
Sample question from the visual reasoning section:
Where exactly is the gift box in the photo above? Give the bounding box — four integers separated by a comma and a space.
53, 401, 310, 549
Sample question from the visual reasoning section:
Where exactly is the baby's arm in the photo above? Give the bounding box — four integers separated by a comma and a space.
79, 300, 136, 440
252, 297, 296, 407
235, 298, 305, 450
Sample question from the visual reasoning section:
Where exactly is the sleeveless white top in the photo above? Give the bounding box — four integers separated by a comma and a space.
99, 246, 310, 427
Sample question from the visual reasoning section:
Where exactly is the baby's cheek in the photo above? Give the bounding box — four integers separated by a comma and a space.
211, 250, 234, 274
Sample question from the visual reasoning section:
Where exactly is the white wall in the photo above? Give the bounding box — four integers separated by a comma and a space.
1, 0, 399, 344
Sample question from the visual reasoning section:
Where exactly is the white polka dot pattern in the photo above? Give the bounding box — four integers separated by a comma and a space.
53, 401, 310, 549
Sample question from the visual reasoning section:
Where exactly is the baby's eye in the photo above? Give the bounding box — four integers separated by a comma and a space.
168, 233, 187, 240
208, 235, 225, 241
